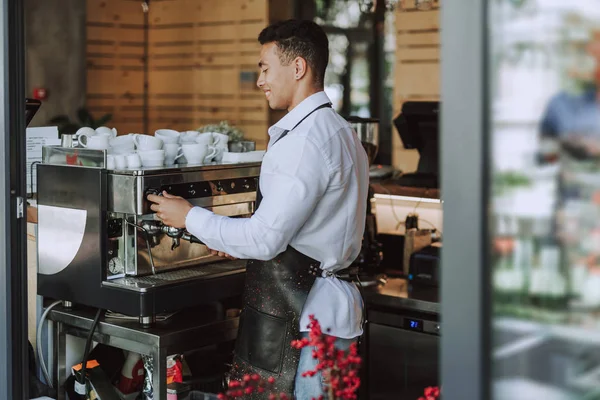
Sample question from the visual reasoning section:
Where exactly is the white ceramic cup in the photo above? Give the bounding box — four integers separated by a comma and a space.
212, 132, 229, 147
180, 131, 199, 143
110, 134, 135, 147
213, 147, 228, 163
75, 127, 96, 139
109, 143, 135, 155
96, 126, 118, 138
126, 153, 141, 169
133, 134, 163, 150
114, 154, 127, 169
138, 149, 165, 160
163, 143, 180, 165
176, 143, 217, 165
195, 132, 214, 146
155, 129, 180, 144
138, 150, 165, 167
141, 158, 164, 168
80, 134, 110, 150
106, 155, 116, 169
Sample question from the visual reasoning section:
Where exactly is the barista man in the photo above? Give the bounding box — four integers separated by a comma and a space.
147, 19, 369, 399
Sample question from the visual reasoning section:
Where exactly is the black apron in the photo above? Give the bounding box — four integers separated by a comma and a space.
229, 103, 332, 398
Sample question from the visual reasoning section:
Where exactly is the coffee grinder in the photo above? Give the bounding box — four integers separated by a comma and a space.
346, 117, 383, 283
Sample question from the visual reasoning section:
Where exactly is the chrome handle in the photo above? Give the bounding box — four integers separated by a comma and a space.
124, 219, 157, 275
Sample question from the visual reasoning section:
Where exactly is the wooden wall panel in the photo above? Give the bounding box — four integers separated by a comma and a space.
147, 0, 270, 147
86, 0, 292, 146
86, 0, 145, 134
393, 5, 440, 172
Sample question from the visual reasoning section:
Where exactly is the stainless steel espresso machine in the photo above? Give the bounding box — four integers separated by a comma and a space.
36, 146, 259, 325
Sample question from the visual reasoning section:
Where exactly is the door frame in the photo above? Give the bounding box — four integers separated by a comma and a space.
440, 0, 491, 399
0, 0, 29, 398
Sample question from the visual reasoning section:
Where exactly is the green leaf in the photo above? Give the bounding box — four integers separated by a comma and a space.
77, 108, 94, 127
60, 123, 81, 136
95, 113, 113, 128
49, 115, 72, 125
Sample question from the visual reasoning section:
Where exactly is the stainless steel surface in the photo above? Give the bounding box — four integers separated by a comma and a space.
108, 161, 261, 176
205, 201, 254, 216
42, 145, 107, 168
107, 163, 260, 215
49, 306, 239, 400
60, 134, 75, 148
139, 315, 155, 326
229, 141, 256, 153
37, 160, 257, 319
122, 215, 211, 276
124, 219, 158, 275
103, 260, 247, 292
37, 204, 87, 275
347, 117, 379, 164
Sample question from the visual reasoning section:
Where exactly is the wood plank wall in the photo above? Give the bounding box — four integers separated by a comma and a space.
148, 0, 270, 148
87, 0, 292, 149
86, 0, 145, 135
392, 0, 440, 172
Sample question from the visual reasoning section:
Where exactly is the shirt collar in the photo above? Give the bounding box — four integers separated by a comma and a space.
268, 91, 332, 137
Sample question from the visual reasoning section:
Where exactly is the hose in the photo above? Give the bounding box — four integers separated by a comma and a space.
36, 300, 62, 387
78, 308, 104, 387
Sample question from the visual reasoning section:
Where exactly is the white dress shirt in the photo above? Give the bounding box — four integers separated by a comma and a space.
185, 91, 369, 339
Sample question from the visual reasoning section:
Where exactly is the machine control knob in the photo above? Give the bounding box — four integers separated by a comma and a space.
435, 324, 440, 333
145, 188, 161, 199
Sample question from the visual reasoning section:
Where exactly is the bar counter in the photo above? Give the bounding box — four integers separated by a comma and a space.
363, 276, 439, 315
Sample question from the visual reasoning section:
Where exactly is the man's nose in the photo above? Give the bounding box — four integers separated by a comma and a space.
257, 75, 264, 88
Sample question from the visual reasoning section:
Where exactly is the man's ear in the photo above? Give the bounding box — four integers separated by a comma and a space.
294, 56, 308, 81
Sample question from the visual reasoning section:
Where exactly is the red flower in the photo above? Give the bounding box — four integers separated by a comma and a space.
419, 386, 441, 400
220, 316, 362, 400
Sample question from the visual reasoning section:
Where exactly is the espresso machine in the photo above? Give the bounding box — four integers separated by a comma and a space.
36, 146, 260, 325
346, 117, 383, 280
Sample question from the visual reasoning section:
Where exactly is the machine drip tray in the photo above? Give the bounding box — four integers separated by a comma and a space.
103, 260, 247, 292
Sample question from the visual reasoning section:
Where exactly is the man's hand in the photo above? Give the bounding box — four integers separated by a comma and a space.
208, 248, 237, 260
147, 191, 193, 228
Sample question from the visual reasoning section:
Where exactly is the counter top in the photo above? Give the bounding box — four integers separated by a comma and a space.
48, 303, 239, 351
363, 277, 439, 315
370, 180, 440, 199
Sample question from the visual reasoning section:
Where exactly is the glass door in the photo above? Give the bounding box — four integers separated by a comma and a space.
488, 1, 600, 398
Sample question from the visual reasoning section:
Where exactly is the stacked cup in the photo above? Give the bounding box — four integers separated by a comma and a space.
155, 129, 181, 166
211, 133, 229, 162
134, 134, 165, 167
81, 127, 232, 169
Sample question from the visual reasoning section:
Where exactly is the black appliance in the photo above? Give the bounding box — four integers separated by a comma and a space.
408, 243, 441, 286
366, 302, 440, 399
392, 101, 440, 189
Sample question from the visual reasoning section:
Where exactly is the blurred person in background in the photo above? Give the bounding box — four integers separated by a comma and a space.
540, 28, 600, 156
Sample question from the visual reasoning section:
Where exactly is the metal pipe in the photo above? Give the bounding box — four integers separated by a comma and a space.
124, 219, 157, 275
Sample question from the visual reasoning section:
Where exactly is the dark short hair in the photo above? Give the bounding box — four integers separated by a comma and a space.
258, 19, 329, 87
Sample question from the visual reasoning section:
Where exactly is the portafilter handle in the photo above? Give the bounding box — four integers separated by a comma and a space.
161, 225, 204, 250
182, 232, 204, 245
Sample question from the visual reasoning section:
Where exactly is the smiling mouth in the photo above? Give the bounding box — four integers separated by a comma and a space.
264, 90, 271, 98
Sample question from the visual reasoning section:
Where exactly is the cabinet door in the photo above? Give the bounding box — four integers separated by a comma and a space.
368, 321, 439, 399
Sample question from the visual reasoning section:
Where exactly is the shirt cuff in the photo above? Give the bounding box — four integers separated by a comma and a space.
185, 206, 213, 238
